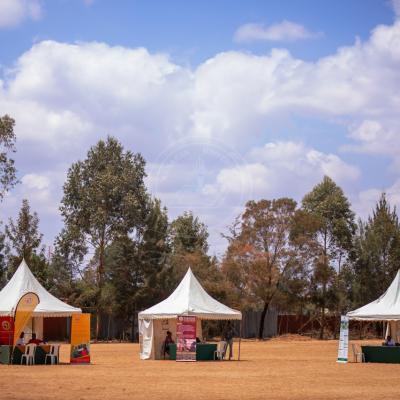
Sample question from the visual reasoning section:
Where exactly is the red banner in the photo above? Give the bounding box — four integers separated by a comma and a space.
0, 317, 14, 345
176, 316, 196, 362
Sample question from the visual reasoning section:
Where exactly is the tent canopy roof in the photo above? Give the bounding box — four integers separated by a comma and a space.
347, 270, 400, 321
0, 259, 81, 317
139, 268, 242, 320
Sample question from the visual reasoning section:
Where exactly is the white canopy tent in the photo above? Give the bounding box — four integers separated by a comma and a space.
138, 268, 242, 360
0, 259, 81, 340
347, 270, 400, 341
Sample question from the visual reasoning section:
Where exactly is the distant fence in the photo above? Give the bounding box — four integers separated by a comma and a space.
43, 310, 278, 341
43, 311, 384, 342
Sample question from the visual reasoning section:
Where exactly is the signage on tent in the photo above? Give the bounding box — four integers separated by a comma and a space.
337, 315, 349, 363
13, 292, 40, 347
176, 316, 196, 362
0, 317, 14, 345
70, 313, 91, 364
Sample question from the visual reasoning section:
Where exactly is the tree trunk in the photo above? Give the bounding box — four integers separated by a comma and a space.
258, 301, 269, 340
96, 238, 105, 340
319, 282, 326, 340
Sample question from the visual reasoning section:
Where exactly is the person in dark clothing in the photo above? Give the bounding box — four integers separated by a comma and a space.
163, 331, 174, 357
223, 323, 235, 360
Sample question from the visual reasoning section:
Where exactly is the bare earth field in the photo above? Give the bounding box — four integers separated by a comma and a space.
1, 338, 400, 400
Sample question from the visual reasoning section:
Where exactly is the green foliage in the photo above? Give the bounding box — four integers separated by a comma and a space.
301, 176, 356, 337
0, 115, 18, 200
4, 199, 48, 287
223, 198, 299, 338
59, 136, 149, 336
350, 193, 400, 307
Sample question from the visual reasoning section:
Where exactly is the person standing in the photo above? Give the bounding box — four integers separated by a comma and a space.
223, 322, 235, 360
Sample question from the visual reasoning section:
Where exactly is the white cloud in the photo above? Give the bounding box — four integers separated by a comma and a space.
234, 21, 322, 43
21, 173, 50, 190
207, 141, 359, 200
0, 0, 42, 28
392, 0, 400, 17
1, 18, 400, 251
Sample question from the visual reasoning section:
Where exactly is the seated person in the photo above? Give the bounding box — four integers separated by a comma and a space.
16, 331, 25, 345
385, 335, 395, 346
163, 331, 174, 357
28, 333, 44, 345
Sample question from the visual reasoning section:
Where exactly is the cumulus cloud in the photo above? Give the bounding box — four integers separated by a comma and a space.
206, 141, 359, 200
234, 21, 322, 43
0, 18, 400, 251
0, 0, 42, 28
393, 0, 400, 17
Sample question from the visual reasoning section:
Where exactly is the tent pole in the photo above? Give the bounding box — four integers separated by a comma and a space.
238, 319, 242, 361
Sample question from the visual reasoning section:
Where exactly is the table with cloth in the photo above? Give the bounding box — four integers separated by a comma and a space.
0, 344, 52, 364
361, 345, 400, 363
167, 343, 218, 361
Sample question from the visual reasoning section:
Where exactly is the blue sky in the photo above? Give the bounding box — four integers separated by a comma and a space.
0, 0, 400, 256
1, 0, 396, 66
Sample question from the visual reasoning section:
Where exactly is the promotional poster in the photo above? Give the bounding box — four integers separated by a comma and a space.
337, 315, 349, 363
70, 313, 91, 364
13, 292, 40, 346
176, 316, 196, 362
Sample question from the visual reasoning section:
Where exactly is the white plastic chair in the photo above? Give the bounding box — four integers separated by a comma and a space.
45, 344, 60, 365
214, 341, 227, 360
21, 344, 37, 365
351, 343, 365, 363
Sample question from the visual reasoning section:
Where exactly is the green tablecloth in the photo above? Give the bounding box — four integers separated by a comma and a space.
167, 343, 217, 361
0, 345, 50, 364
361, 346, 400, 363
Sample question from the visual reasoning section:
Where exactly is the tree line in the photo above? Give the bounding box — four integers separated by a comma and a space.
1, 114, 399, 339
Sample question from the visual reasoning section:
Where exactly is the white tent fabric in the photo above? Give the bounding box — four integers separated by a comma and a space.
139, 319, 153, 360
139, 268, 241, 359
138, 268, 242, 320
347, 270, 400, 321
0, 259, 82, 317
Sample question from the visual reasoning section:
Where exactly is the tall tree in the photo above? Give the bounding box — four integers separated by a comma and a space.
222, 198, 298, 339
302, 176, 355, 339
351, 193, 400, 307
4, 199, 47, 285
105, 198, 170, 339
0, 115, 18, 199
165, 212, 224, 300
60, 136, 148, 338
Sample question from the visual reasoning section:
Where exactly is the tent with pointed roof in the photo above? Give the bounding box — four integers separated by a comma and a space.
0, 259, 81, 317
138, 268, 241, 360
347, 270, 400, 321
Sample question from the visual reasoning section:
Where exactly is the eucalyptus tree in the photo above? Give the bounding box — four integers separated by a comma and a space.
351, 193, 400, 306
4, 199, 47, 285
302, 176, 355, 338
0, 115, 18, 199
60, 136, 148, 338
223, 198, 298, 339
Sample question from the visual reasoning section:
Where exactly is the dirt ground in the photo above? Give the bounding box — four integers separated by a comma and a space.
1, 338, 400, 400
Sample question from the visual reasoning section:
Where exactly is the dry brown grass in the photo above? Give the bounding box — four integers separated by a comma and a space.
1, 338, 400, 400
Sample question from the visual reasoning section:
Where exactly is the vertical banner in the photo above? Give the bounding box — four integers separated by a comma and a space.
0, 317, 14, 345
70, 313, 91, 364
337, 315, 349, 363
176, 316, 196, 362
13, 292, 40, 346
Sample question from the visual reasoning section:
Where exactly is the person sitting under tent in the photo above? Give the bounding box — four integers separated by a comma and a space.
16, 331, 25, 345
28, 333, 44, 345
384, 335, 396, 346
163, 331, 174, 357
